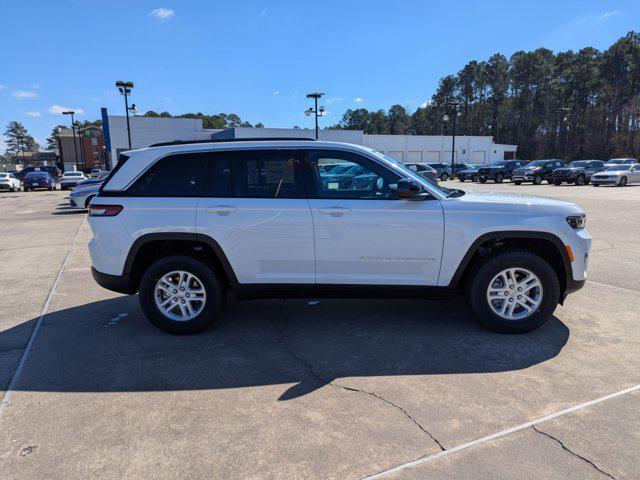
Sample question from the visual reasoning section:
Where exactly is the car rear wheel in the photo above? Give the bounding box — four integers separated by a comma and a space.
533, 174, 542, 185
553, 180, 562, 186
618, 176, 628, 187
139, 255, 225, 335
459, 177, 466, 182
495, 173, 504, 183
480, 178, 487, 183
440, 173, 449, 181
576, 175, 586, 186
513, 181, 521, 185
472, 174, 480, 182
468, 250, 560, 333
84, 195, 95, 208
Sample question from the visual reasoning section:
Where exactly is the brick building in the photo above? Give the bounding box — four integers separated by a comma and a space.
57, 126, 106, 172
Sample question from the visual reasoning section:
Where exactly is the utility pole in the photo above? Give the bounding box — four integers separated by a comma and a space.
445, 100, 462, 178
62, 111, 80, 170
305, 92, 325, 139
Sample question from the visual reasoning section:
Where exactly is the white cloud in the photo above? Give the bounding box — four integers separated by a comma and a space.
12, 90, 38, 100
48, 105, 85, 115
600, 10, 619, 19
326, 96, 343, 104
150, 8, 175, 20
273, 90, 280, 96
0, 85, 6, 91
259, 9, 267, 18
25, 111, 42, 117
354, 97, 364, 103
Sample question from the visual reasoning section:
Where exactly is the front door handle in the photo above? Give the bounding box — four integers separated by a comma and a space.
319, 207, 351, 216
206, 205, 237, 215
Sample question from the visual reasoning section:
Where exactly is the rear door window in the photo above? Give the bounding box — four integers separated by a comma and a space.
127, 153, 205, 196
231, 149, 304, 198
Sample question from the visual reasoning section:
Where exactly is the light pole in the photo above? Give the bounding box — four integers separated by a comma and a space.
444, 100, 462, 178
62, 111, 80, 171
115, 81, 136, 149
305, 92, 325, 139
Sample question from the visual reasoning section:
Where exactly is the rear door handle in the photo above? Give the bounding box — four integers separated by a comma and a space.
206, 205, 237, 215
319, 207, 351, 216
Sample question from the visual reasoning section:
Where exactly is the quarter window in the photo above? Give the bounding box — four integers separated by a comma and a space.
306, 149, 400, 199
127, 153, 205, 196
231, 150, 304, 198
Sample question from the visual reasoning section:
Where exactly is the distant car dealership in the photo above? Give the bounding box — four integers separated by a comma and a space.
106, 115, 517, 166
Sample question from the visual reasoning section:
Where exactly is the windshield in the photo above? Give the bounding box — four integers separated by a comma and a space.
487, 161, 507, 167
371, 151, 453, 197
567, 161, 589, 167
64, 172, 83, 176
0, 173, 7, 177
527, 160, 547, 167
606, 165, 632, 171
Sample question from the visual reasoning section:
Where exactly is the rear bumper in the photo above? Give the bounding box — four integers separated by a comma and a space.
91, 267, 135, 294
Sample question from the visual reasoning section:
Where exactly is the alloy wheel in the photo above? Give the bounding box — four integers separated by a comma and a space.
486, 267, 543, 321
154, 270, 207, 321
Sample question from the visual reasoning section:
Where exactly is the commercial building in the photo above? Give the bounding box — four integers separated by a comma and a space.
57, 126, 106, 172
106, 115, 517, 164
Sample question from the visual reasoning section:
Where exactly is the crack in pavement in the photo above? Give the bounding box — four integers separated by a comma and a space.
278, 300, 445, 452
532, 425, 617, 480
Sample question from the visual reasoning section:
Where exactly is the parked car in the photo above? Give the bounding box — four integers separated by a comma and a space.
60, 171, 88, 189
23, 171, 56, 191
69, 181, 103, 208
90, 168, 103, 178
606, 158, 637, 166
478, 160, 525, 183
512, 159, 565, 185
88, 140, 590, 335
552, 160, 606, 185
405, 163, 438, 182
0, 172, 22, 191
75, 178, 104, 189
427, 163, 453, 181
457, 164, 480, 182
15, 165, 62, 182
591, 164, 640, 187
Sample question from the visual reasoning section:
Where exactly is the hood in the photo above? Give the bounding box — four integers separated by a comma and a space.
480, 165, 505, 170
443, 191, 584, 216
554, 166, 585, 173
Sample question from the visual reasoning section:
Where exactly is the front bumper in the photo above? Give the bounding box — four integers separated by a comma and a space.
591, 178, 617, 185
512, 174, 533, 181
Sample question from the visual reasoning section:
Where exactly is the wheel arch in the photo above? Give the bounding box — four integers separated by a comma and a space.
449, 231, 573, 302
124, 233, 238, 293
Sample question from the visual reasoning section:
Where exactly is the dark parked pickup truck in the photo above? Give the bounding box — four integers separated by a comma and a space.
478, 160, 525, 183
552, 160, 606, 185
512, 159, 565, 185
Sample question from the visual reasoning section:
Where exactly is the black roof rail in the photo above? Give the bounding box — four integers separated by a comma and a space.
149, 137, 317, 147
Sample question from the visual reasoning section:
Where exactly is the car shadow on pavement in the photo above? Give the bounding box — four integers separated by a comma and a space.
2, 295, 569, 400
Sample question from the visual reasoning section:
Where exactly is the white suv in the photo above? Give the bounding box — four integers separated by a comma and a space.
88, 140, 591, 335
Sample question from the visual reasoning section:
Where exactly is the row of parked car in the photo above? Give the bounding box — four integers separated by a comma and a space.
0, 166, 109, 192
417, 158, 639, 187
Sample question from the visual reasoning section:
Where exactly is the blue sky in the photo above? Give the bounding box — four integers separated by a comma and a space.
1, 0, 639, 151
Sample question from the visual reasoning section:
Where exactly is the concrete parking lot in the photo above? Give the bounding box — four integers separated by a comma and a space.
0, 183, 638, 479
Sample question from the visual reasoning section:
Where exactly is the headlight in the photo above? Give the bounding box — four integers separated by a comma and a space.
566, 214, 586, 229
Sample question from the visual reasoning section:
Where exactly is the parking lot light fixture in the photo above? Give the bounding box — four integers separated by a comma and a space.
115, 81, 135, 149
305, 92, 325, 139
446, 100, 462, 178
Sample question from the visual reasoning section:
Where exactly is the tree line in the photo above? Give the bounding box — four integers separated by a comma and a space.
143, 111, 264, 129
329, 31, 640, 160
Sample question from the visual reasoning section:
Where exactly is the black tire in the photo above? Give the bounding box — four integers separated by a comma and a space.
513, 181, 522, 185
495, 173, 504, 183
533, 174, 542, 185
84, 195, 95, 208
593, 184, 600, 187
576, 175, 585, 186
440, 173, 449, 182
472, 174, 480, 182
139, 255, 225, 335
618, 176, 627, 187
467, 250, 560, 334
553, 180, 562, 186
480, 178, 487, 184
459, 177, 466, 182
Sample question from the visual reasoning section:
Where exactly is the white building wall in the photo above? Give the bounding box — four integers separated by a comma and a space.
107, 116, 516, 165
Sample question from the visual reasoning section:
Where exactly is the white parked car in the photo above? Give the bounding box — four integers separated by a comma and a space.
88, 140, 591, 335
60, 171, 87, 189
606, 158, 637, 166
0, 172, 21, 192
69, 181, 103, 209
591, 164, 640, 187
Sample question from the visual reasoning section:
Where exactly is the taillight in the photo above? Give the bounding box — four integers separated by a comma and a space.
88, 205, 123, 217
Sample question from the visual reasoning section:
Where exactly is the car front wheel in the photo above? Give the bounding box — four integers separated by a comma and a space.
618, 176, 628, 187
440, 173, 449, 181
139, 255, 225, 334
576, 175, 586, 186
495, 173, 504, 183
533, 174, 542, 185
468, 250, 560, 334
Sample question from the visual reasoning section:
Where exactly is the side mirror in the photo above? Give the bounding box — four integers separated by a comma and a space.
397, 178, 430, 200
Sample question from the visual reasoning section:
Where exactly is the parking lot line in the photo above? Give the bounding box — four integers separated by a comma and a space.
0, 218, 84, 420
586, 280, 639, 294
363, 383, 640, 479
